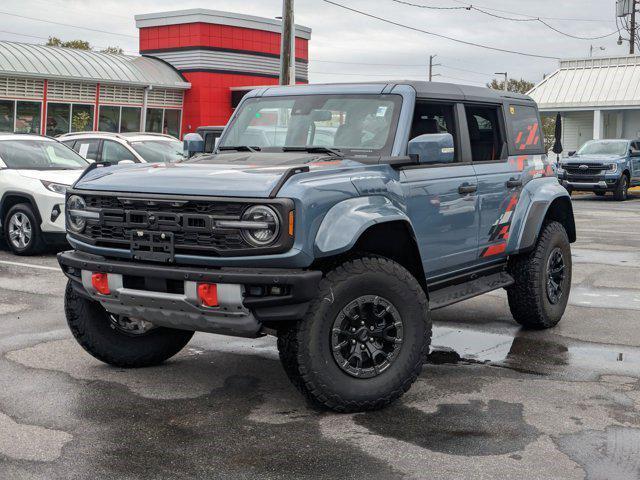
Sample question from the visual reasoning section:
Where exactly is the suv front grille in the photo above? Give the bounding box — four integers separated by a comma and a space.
565, 163, 606, 176
74, 194, 293, 258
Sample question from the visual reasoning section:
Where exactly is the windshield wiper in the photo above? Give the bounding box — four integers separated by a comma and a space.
218, 145, 261, 152
282, 146, 343, 157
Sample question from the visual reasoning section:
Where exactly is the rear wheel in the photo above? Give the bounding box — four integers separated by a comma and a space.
506, 221, 572, 329
4, 204, 44, 255
65, 281, 194, 367
614, 175, 629, 201
277, 256, 431, 412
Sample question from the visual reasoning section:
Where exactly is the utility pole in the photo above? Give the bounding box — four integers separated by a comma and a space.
495, 72, 508, 91
630, 0, 637, 54
279, 0, 295, 86
428, 55, 441, 81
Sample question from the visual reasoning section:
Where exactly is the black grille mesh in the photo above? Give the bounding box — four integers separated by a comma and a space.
81, 195, 253, 254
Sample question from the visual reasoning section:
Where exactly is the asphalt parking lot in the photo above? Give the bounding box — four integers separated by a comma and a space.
1, 192, 639, 480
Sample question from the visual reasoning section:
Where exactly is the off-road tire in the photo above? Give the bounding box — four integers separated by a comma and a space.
614, 174, 629, 201
277, 256, 431, 413
506, 221, 571, 329
4, 203, 44, 255
65, 281, 194, 367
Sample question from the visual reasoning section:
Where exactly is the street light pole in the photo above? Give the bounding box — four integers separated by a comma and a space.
279, 0, 295, 86
495, 72, 508, 91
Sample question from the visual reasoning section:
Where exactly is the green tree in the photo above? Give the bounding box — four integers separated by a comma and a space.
47, 37, 91, 50
46, 37, 124, 55
488, 77, 556, 152
100, 46, 124, 55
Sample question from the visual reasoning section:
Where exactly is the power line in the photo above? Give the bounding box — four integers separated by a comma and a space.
322, 0, 560, 60
445, 0, 614, 23
0, 30, 137, 54
0, 10, 138, 39
389, 0, 619, 40
313, 59, 425, 67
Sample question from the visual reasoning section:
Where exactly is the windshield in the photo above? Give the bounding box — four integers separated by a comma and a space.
0, 139, 88, 170
130, 140, 186, 163
577, 140, 628, 157
219, 94, 402, 156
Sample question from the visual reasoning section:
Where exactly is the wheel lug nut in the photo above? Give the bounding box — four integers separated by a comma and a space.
361, 344, 366, 349
370, 326, 374, 331
369, 337, 374, 342
360, 321, 364, 325
351, 339, 356, 344
351, 328, 356, 332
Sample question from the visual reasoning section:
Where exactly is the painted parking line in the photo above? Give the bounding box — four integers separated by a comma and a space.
0, 260, 59, 272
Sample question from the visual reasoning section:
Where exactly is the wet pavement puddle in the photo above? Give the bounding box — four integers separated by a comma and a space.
429, 325, 640, 377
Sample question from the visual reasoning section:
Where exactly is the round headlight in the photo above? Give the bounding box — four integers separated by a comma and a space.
241, 205, 280, 247
66, 195, 87, 234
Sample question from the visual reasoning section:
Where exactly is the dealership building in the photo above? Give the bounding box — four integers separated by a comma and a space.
0, 9, 311, 139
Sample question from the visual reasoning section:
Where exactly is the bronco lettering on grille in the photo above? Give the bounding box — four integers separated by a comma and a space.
102, 210, 216, 232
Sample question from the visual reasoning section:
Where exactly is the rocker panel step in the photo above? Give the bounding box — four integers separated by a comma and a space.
429, 271, 514, 310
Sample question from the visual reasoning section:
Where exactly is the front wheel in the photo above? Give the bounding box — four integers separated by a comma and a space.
65, 281, 194, 368
277, 256, 431, 412
614, 175, 629, 201
506, 221, 572, 329
4, 204, 44, 255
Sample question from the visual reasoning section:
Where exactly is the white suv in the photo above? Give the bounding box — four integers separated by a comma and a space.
0, 134, 89, 255
58, 132, 186, 164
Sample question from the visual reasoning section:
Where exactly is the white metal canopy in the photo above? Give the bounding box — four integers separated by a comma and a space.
528, 55, 640, 112
0, 41, 190, 89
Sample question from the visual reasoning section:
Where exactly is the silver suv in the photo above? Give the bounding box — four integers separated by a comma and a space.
58, 132, 186, 164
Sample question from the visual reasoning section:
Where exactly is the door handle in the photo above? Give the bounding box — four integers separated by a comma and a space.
458, 183, 477, 195
506, 178, 523, 188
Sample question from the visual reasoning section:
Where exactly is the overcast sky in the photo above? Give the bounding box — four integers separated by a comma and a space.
0, 0, 626, 87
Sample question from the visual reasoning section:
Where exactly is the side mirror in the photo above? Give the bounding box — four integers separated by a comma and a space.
408, 133, 455, 165
568, 151, 576, 157
118, 159, 135, 165
183, 133, 204, 158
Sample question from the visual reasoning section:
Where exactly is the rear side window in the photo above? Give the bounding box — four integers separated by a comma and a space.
507, 104, 543, 153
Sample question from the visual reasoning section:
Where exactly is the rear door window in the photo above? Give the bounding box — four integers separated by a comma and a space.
464, 105, 505, 162
507, 104, 543, 153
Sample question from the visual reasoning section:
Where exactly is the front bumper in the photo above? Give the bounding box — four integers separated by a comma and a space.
58, 250, 322, 338
560, 176, 618, 191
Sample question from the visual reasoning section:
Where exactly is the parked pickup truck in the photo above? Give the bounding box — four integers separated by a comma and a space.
557, 139, 640, 200
58, 82, 576, 412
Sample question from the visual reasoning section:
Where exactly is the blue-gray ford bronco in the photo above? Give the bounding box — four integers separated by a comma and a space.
557, 138, 640, 200
58, 82, 576, 412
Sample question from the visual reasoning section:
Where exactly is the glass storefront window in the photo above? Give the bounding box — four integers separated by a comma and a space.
0, 100, 15, 132
71, 104, 94, 132
146, 108, 163, 133
99, 106, 119, 132
120, 107, 141, 133
46, 103, 70, 136
15, 102, 41, 134
164, 109, 180, 138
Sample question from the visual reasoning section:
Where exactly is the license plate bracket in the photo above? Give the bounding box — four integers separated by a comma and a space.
131, 231, 174, 263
